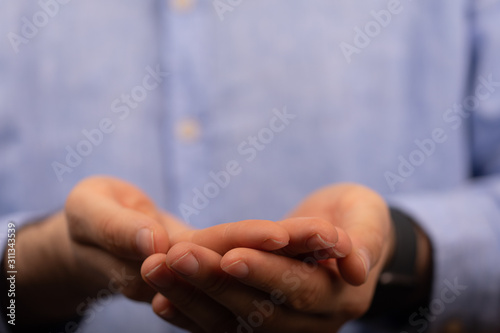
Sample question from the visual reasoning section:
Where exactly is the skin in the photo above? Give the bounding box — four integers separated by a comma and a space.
2, 176, 352, 330
140, 184, 432, 332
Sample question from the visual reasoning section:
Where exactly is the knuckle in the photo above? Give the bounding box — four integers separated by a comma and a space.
203, 274, 234, 298
287, 283, 322, 312
339, 183, 381, 204
65, 193, 83, 227
305, 216, 331, 230
100, 215, 121, 251
175, 287, 202, 309
66, 214, 85, 241
121, 194, 156, 216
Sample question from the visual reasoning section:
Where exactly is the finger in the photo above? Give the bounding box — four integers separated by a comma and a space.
220, 248, 342, 314
143, 247, 338, 333
66, 181, 169, 259
186, 220, 290, 254
274, 217, 351, 259
72, 242, 156, 302
147, 246, 261, 317
143, 246, 335, 332
142, 253, 238, 333
152, 294, 205, 333
336, 196, 391, 286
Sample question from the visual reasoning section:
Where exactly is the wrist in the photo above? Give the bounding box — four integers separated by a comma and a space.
13, 212, 88, 327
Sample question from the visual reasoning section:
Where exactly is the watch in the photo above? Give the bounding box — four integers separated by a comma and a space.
363, 207, 419, 318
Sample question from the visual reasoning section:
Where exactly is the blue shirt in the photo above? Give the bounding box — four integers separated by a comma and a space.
1, 0, 499, 332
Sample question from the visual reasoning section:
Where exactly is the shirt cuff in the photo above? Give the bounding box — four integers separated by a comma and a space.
386, 184, 500, 332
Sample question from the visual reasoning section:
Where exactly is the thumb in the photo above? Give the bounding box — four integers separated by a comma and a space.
336, 205, 391, 286
66, 177, 170, 260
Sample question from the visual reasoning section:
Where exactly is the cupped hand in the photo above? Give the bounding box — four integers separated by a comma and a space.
141, 183, 394, 332
65, 176, 294, 302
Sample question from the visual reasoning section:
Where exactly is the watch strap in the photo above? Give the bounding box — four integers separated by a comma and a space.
363, 207, 418, 318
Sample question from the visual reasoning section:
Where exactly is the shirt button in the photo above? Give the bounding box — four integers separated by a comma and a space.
171, 0, 195, 12
176, 118, 201, 143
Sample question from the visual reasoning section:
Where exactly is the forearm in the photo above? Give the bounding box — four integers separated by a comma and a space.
2, 213, 90, 329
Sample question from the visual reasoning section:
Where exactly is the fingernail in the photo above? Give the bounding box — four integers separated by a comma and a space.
261, 238, 288, 251
357, 248, 371, 282
136, 228, 155, 257
330, 247, 346, 258
315, 246, 346, 260
169, 252, 199, 276
145, 263, 173, 289
306, 234, 336, 250
221, 260, 249, 278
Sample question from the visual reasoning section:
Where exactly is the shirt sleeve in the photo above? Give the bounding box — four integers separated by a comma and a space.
0, 210, 55, 332
387, 2, 500, 330
388, 177, 500, 331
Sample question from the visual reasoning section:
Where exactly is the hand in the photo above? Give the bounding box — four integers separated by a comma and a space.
7, 176, 293, 328
8, 176, 172, 327
65, 177, 292, 301
141, 183, 394, 332
285, 183, 394, 287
